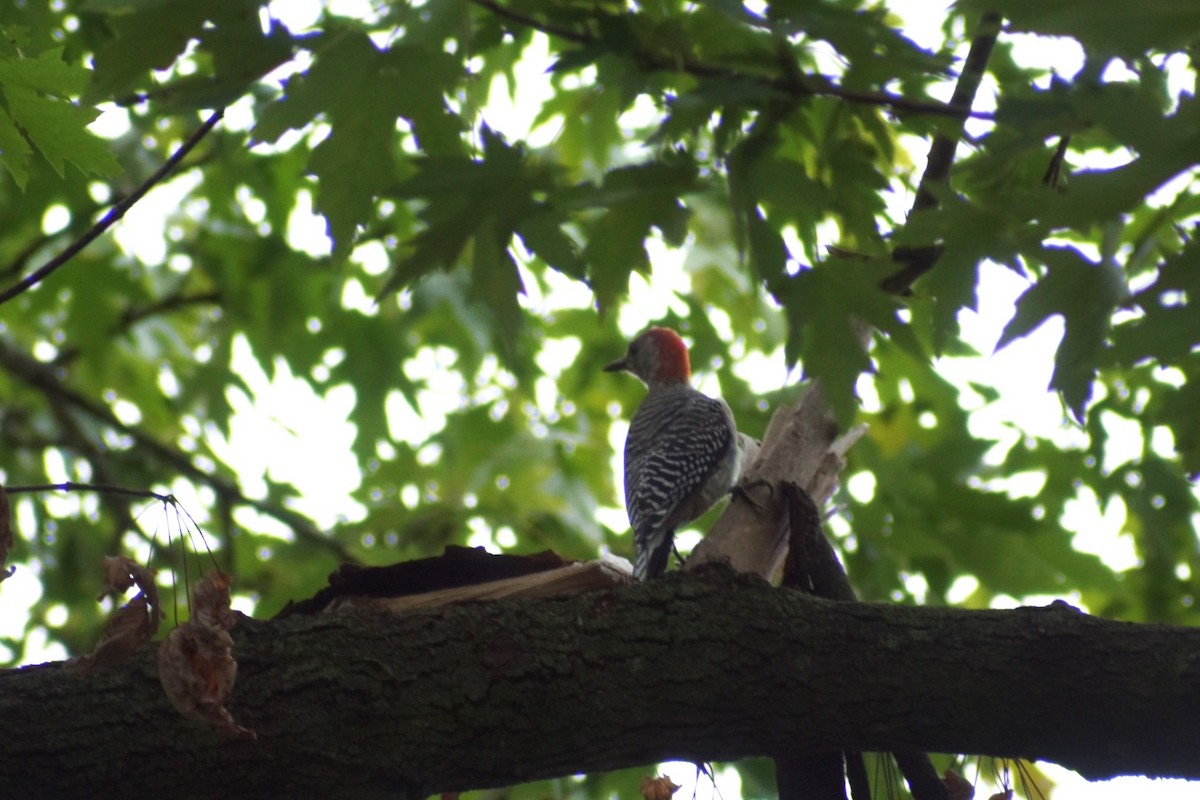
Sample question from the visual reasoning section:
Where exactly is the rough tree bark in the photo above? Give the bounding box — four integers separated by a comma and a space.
4, 566, 1200, 798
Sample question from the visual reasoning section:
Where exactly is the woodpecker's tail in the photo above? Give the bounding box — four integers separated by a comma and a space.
633, 528, 674, 581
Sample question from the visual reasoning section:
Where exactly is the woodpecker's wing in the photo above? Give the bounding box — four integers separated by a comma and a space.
624, 389, 737, 539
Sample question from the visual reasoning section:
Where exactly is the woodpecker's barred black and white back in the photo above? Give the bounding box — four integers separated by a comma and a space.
624, 383, 739, 581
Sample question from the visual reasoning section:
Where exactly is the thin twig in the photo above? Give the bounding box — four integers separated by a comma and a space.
882, 12, 1003, 294
6, 482, 173, 502
469, 0, 994, 121
469, 0, 590, 44
47, 288, 222, 371
911, 12, 1003, 214
118, 290, 221, 328
0, 338, 356, 564
0, 109, 225, 307
1043, 135, 1070, 187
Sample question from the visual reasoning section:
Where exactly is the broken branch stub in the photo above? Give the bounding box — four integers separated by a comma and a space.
687, 382, 866, 580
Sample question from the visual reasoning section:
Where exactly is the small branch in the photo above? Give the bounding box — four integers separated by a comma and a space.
797, 78, 994, 121
0, 109, 225, 307
910, 12, 1002, 215
780, 482, 854, 602
1043, 135, 1070, 187
689, 383, 867, 579
882, 12, 1003, 295
468, 0, 590, 44
6, 482, 173, 502
46, 288, 222, 371
469, 0, 994, 121
118, 289, 221, 328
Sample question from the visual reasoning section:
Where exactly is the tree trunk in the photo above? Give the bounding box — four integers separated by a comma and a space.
4, 567, 1199, 798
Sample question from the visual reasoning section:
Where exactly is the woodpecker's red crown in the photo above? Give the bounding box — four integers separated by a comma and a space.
604, 326, 691, 386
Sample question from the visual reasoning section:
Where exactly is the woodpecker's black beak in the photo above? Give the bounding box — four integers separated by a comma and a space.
603, 356, 628, 373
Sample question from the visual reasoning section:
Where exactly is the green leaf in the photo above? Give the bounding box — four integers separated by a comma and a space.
997, 246, 1129, 420
0, 47, 90, 96
516, 211, 586, 281
469, 229, 525, 365
1, 85, 119, 179
88, 0, 211, 100
1160, 376, 1200, 479
965, 0, 1200, 56
253, 31, 380, 144
0, 108, 33, 188
0, 46, 117, 183
383, 128, 547, 294
199, 16, 294, 87
939, 485, 1119, 596
579, 159, 698, 312
780, 255, 911, 423
259, 34, 466, 258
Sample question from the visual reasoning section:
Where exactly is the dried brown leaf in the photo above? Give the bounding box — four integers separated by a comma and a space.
158, 570, 255, 740
639, 775, 680, 800
98, 555, 140, 597
98, 555, 163, 636
192, 568, 236, 633
69, 595, 154, 674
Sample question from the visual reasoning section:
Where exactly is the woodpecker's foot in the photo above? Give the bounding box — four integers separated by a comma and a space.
731, 478, 772, 513
672, 543, 686, 567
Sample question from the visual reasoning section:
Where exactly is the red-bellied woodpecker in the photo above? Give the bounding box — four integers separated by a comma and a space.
604, 327, 741, 581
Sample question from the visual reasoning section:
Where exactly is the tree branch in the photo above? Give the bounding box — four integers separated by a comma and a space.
3, 570, 1199, 797
469, 0, 995, 121
0, 109, 224, 307
910, 12, 1003, 216
883, 12, 1003, 295
6, 482, 173, 502
117, 289, 221, 329
688, 382, 867, 579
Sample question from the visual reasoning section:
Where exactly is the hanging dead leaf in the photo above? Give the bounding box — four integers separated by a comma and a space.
158, 570, 255, 740
67, 555, 165, 672
69, 595, 155, 674
943, 768, 974, 800
639, 775, 680, 800
98, 554, 140, 597
0, 485, 13, 583
98, 555, 162, 635
191, 567, 236, 633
